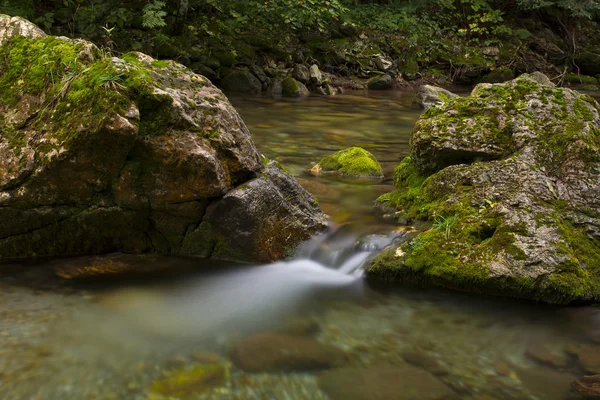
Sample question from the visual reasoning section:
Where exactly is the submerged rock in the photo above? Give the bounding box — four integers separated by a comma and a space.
150, 364, 227, 399
310, 147, 384, 179
318, 365, 454, 400
572, 375, 600, 398
370, 73, 600, 304
413, 85, 459, 110
0, 16, 326, 263
229, 333, 347, 372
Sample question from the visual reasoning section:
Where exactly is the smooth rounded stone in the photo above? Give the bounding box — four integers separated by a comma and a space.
292, 64, 311, 83
318, 365, 455, 400
277, 317, 321, 337
413, 85, 459, 110
525, 343, 569, 369
566, 344, 600, 374
373, 54, 393, 71
0, 16, 326, 264
282, 77, 310, 97
220, 68, 262, 93
229, 333, 348, 372
310, 147, 384, 179
401, 350, 448, 376
367, 74, 393, 90
572, 374, 600, 398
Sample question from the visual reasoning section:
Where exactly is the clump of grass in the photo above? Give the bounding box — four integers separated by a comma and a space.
432, 215, 456, 240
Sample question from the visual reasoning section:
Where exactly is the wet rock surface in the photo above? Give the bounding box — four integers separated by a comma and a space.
229, 333, 348, 372
0, 16, 326, 263
371, 73, 600, 304
318, 365, 455, 400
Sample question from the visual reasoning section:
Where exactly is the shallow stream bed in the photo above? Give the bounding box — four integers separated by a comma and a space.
1, 90, 600, 400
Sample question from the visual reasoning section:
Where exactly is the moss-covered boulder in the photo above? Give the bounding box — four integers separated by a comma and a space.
0, 16, 326, 263
370, 73, 600, 304
282, 77, 309, 97
310, 147, 384, 179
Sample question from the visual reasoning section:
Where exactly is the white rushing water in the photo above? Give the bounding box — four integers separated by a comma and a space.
73, 229, 400, 345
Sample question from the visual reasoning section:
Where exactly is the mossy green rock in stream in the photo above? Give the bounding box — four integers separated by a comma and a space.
370, 72, 600, 304
0, 16, 326, 263
310, 147, 384, 179
478, 66, 515, 84
282, 77, 309, 97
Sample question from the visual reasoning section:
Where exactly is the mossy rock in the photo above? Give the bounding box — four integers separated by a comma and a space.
310, 147, 384, 179
282, 77, 309, 97
367, 74, 393, 90
150, 364, 228, 400
0, 15, 327, 263
370, 73, 600, 304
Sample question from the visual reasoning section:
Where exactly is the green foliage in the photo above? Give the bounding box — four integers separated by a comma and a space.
142, 1, 167, 29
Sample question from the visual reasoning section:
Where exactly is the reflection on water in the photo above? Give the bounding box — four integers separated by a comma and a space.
1, 91, 599, 400
231, 91, 421, 228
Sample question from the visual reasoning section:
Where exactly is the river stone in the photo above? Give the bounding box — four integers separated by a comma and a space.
220, 68, 262, 93
318, 365, 454, 400
413, 85, 459, 110
572, 375, 600, 398
292, 64, 310, 83
525, 343, 569, 369
566, 344, 600, 373
370, 72, 600, 304
309, 64, 323, 85
282, 77, 309, 97
310, 147, 384, 179
367, 74, 393, 90
229, 333, 347, 372
0, 16, 326, 263
576, 51, 600, 77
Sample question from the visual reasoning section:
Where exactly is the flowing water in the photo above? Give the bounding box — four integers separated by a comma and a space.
1, 91, 600, 400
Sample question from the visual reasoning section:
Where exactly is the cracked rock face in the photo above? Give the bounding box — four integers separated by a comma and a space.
0, 15, 326, 263
370, 73, 600, 304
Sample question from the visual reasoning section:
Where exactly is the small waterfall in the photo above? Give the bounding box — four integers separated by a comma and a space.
75, 226, 408, 343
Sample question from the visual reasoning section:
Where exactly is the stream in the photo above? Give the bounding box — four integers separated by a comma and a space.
1, 90, 600, 400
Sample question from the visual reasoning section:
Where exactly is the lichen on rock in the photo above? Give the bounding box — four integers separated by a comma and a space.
0, 15, 326, 264
310, 147, 384, 179
370, 72, 600, 304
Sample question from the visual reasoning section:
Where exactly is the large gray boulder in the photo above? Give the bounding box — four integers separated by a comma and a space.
0, 16, 326, 264
371, 73, 600, 304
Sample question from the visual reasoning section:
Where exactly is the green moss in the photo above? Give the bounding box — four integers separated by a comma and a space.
150, 364, 227, 400
565, 73, 598, 85
151, 60, 171, 68
282, 77, 300, 96
315, 147, 383, 178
